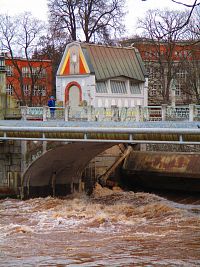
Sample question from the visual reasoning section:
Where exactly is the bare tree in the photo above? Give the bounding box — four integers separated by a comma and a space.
177, 9, 200, 104
48, 0, 78, 41
0, 12, 49, 106
142, 0, 200, 34
137, 9, 190, 104
48, 0, 126, 43
170, 0, 200, 34
33, 27, 68, 95
186, 5, 200, 40
178, 51, 200, 104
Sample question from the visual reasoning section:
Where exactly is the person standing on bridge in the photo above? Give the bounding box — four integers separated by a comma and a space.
48, 96, 56, 119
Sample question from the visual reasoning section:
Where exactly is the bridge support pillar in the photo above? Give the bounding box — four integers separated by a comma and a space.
20, 140, 27, 196
21, 141, 27, 174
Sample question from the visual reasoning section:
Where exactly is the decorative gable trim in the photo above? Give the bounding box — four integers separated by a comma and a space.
58, 42, 90, 76
60, 49, 70, 75
79, 48, 90, 74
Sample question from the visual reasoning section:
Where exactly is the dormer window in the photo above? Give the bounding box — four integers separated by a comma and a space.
130, 82, 141, 94
96, 82, 108, 93
111, 80, 127, 94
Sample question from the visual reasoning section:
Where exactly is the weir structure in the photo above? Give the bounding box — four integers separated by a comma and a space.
0, 120, 200, 198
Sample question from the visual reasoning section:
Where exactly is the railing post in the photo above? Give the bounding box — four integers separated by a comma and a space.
21, 106, 27, 120
161, 104, 167, 121
189, 104, 195, 122
87, 106, 93, 121
136, 105, 141, 122
64, 105, 69, 121
43, 106, 48, 121
111, 106, 119, 121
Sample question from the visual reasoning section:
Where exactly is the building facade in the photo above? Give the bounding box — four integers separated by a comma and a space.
5, 55, 53, 106
122, 38, 200, 106
56, 42, 148, 108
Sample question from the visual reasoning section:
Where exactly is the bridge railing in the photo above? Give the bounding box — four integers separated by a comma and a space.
194, 105, 200, 121
142, 106, 162, 121
20, 104, 200, 122
166, 106, 189, 121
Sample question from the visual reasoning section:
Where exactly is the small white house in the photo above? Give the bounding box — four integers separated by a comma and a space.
56, 41, 148, 108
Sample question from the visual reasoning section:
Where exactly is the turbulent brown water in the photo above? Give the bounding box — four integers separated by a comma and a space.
0, 184, 200, 266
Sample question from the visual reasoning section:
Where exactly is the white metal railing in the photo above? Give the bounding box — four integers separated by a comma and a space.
166, 106, 189, 121
143, 106, 162, 121
19, 104, 200, 122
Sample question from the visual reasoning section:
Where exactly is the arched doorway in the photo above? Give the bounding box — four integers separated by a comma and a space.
69, 85, 80, 106
65, 81, 82, 106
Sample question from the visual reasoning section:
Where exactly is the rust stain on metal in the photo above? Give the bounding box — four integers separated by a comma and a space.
124, 151, 200, 178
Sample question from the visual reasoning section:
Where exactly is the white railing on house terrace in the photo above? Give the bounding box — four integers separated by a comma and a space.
19, 104, 200, 122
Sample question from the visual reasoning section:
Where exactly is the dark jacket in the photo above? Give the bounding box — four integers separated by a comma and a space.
48, 99, 55, 109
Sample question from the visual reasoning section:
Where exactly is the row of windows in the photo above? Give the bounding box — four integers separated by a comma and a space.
148, 81, 187, 97
96, 81, 142, 95
6, 84, 46, 96
6, 66, 47, 78
146, 66, 188, 79
144, 50, 190, 59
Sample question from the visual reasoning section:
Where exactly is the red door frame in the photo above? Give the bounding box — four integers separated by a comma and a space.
65, 81, 82, 104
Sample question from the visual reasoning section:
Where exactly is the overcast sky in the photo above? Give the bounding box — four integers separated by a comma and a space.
0, 0, 194, 35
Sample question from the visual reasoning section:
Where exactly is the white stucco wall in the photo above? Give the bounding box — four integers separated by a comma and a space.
56, 75, 147, 108
56, 74, 96, 106
94, 79, 146, 108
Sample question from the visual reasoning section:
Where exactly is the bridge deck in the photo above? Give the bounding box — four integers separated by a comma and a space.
0, 119, 200, 128
0, 120, 200, 144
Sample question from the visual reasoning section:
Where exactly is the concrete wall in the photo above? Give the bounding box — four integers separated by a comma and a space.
0, 140, 21, 196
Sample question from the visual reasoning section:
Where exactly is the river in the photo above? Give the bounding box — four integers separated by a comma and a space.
0, 184, 200, 266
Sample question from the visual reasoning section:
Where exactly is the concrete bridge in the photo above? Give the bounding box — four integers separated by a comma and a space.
1, 120, 200, 144
0, 119, 200, 198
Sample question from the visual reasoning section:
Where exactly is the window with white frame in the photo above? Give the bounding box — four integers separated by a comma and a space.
110, 80, 127, 94
149, 82, 162, 96
130, 82, 141, 94
22, 67, 31, 77
151, 67, 160, 79
175, 83, 181, 96
6, 65, 13, 76
40, 68, 46, 78
32, 67, 39, 76
23, 84, 30, 96
96, 82, 108, 93
176, 69, 187, 80
175, 70, 187, 96
40, 85, 46, 96
6, 84, 13, 95
33, 85, 46, 96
